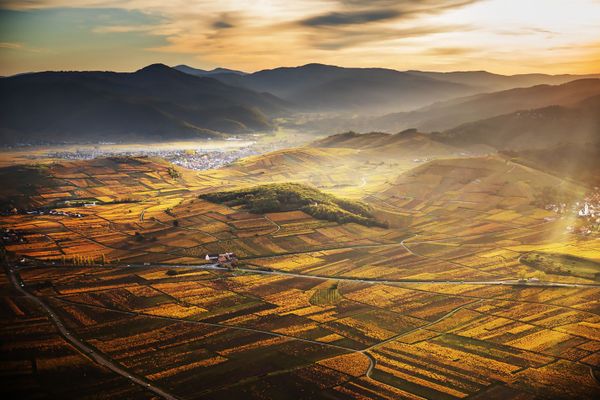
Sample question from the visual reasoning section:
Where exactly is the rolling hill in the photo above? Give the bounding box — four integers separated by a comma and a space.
0, 64, 287, 144
297, 78, 600, 134
501, 142, 600, 186
380, 156, 581, 210
436, 93, 600, 150
311, 129, 463, 156
371, 78, 600, 133
200, 182, 383, 227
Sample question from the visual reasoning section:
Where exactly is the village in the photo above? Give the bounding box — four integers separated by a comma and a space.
544, 187, 600, 235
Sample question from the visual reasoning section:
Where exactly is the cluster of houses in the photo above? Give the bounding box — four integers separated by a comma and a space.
25, 209, 84, 218
547, 188, 600, 235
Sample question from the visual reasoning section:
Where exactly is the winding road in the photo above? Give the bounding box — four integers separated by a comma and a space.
7, 257, 600, 397
5, 265, 180, 400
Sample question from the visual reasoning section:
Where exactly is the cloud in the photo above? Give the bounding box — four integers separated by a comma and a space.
296, 1, 478, 51
0, 41, 21, 49
211, 13, 240, 30
307, 25, 469, 50
1, 0, 600, 75
301, 9, 401, 27
424, 46, 476, 56
213, 20, 233, 29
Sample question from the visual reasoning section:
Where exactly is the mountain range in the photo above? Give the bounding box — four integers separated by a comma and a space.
178, 63, 600, 114
1, 62, 599, 145
0, 64, 285, 144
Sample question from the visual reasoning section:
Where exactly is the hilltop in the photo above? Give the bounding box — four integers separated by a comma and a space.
173, 65, 247, 77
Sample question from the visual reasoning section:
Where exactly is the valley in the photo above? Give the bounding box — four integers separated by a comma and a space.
1, 128, 599, 399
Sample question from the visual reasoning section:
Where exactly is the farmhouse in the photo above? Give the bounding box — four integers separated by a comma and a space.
205, 252, 238, 267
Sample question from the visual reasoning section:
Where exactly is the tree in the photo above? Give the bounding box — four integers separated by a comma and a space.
531, 270, 546, 280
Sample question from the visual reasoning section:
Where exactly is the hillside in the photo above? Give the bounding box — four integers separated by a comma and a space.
200, 183, 384, 227
302, 78, 600, 134
380, 156, 582, 211
0, 64, 286, 144
408, 70, 600, 93
370, 78, 600, 133
0, 157, 188, 210
502, 142, 600, 186
311, 129, 463, 156
436, 94, 600, 150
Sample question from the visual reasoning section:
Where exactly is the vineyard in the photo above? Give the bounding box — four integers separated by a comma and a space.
1, 149, 599, 399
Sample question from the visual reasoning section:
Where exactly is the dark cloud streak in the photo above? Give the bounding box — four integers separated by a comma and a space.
213, 20, 233, 29
308, 25, 471, 50
297, 0, 481, 51
301, 9, 401, 27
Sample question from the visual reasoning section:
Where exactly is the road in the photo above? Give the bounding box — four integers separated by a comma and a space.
9, 258, 600, 392
360, 299, 484, 377
163, 263, 600, 288
6, 265, 179, 400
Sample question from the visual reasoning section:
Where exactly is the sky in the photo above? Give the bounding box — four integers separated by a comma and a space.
0, 0, 599, 76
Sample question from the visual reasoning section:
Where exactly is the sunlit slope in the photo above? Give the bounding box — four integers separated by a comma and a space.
504, 142, 600, 186
312, 129, 466, 156
199, 131, 465, 198
381, 156, 579, 206
369, 156, 585, 239
0, 157, 199, 210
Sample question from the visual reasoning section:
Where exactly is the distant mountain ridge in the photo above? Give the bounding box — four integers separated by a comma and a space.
301, 78, 600, 134
435, 93, 600, 150
173, 65, 247, 77
3, 62, 599, 145
195, 63, 477, 113
0, 63, 287, 144
407, 70, 600, 92
177, 63, 600, 115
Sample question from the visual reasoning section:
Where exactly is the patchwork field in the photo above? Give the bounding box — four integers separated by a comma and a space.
1, 143, 599, 399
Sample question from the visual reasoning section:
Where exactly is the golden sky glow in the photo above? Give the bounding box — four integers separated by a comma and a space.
1, 0, 599, 75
